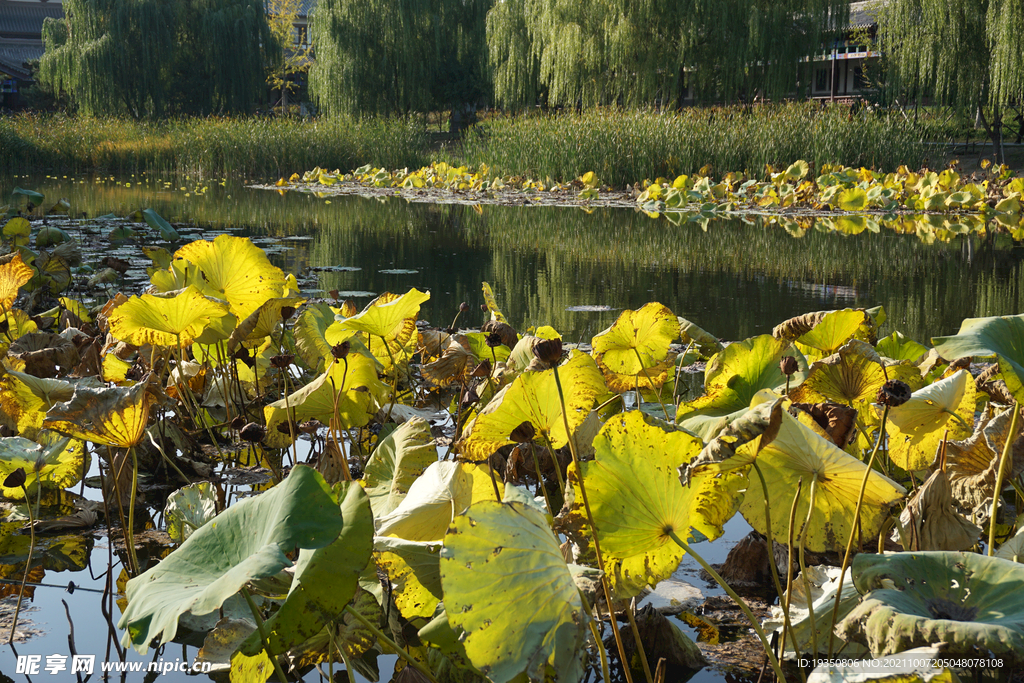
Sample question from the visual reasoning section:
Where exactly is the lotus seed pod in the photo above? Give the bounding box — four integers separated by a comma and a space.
877, 379, 912, 407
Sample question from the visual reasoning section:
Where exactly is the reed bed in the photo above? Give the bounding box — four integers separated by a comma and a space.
456, 103, 928, 186
2, 103, 927, 183
0, 114, 429, 178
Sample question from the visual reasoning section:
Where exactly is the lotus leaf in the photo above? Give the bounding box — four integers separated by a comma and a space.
263, 351, 386, 448
591, 302, 678, 391
0, 370, 73, 438
165, 482, 217, 543
764, 565, 866, 658
932, 314, 1024, 404
481, 281, 507, 323
119, 466, 344, 654
886, 369, 976, 471
997, 527, 1024, 562
896, 469, 981, 551
107, 285, 236, 348
564, 411, 735, 598
376, 462, 502, 542
0, 435, 85, 498
440, 500, 588, 683
740, 410, 905, 552
239, 482, 373, 657
2, 217, 30, 244
333, 288, 430, 368
375, 536, 443, 619
793, 309, 875, 362
420, 335, 478, 387
227, 295, 306, 349
361, 417, 437, 519
141, 208, 180, 242
678, 316, 723, 357
458, 350, 605, 461
44, 380, 157, 448
676, 335, 806, 440
173, 235, 287, 319
270, 588, 381, 672
877, 331, 930, 363
292, 302, 337, 371
0, 252, 33, 309
836, 551, 1024, 662
944, 405, 1024, 508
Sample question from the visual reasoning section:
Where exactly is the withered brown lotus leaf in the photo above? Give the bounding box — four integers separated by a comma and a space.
8, 332, 80, 378
976, 364, 1015, 405
790, 402, 857, 448
420, 335, 476, 387
772, 310, 830, 341
898, 469, 982, 551
417, 328, 455, 359
944, 406, 1024, 509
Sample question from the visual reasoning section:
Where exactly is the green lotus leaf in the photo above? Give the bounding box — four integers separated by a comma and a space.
263, 351, 386, 448
376, 462, 502, 542
173, 234, 287, 320
107, 285, 236, 347
361, 417, 437, 519
997, 527, 1024, 563
592, 302, 678, 391
564, 411, 736, 599
141, 208, 180, 242
837, 187, 869, 211
458, 350, 606, 462
0, 434, 86, 499
460, 331, 512, 366
877, 331, 930, 363
932, 314, 1024, 404
119, 466, 344, 654
440, 500, 588, 683
837, 551, 1024, 662
885, 369, 977, 471
2, 217, 30, 244
374, 536, 443, 619
676, 335, 806, 440
741, 410, 905, 552
164, 482, 217, 543
240, 481, 373, 657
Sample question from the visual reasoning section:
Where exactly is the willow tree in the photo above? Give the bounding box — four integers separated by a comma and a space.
486, 0, 850, 109
878, 0, 1024, 161
38, 0, 275, 118
309, 0, 491, 117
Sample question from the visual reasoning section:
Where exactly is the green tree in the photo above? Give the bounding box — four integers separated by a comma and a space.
486, 0, 850, 109
266, 0, 314, 115
878, 0, 1024, 162
309, 0, 491, 117
38, 0, 276, 118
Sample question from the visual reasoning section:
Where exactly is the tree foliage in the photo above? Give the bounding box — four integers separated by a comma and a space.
266, 0, 314, 114
38, 0, 276, 118
309, 0, 491, 117
486, 0, 850, 109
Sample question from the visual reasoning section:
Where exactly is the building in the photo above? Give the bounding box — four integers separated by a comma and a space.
0, 0, 63, 108
809, 1, 881, 101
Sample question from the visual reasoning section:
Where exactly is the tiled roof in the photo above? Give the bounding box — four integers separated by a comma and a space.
265, 0, 316, 19
0, 41, 43, 79
849, 1, 882, 29
0, 1, 64, 37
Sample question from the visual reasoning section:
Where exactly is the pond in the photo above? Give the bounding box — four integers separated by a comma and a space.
3, 172, 1024, 682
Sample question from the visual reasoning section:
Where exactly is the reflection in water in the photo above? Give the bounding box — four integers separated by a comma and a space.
6, 174, 1024, 344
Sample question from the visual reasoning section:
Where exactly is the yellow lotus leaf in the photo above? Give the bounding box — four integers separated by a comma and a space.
103, 354, 132, 384
227, 295, 306, 349
0, 433, 87, 499
592, 302, 678, 391
262, 351, 387, 448
173, 235, 287, 319
107, 285, 236, 347
0, 309, 37, 356
374, 537, 443, 619
58, 297, 93, 324
740, 410, 905, 552
837, 187, 868, 211
0, 253, 34, 310
795, 309, 874, 362
564, 411, 739, 598
331, 288, 429, 372
885, 369, 977, 472
457, 350, 607, 462
376, 462, 502, 542
43, 379, 158, 448
0, 369, 74, 438
292, 303, 336, 371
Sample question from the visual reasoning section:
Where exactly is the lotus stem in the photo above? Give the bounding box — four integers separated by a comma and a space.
797, 477, 818, 661
551, 364, 638, 683
828, 404, 889, 657
281, 365, 298, 467
127, 446, 141, 577
751, 461, 804, 681
8, 480, 36, 644
783, 479, 807, 683
109, 448, 139, 576
989, 402, 1020, 556
625, 602, 655, 683
328, 361, 352, 481
538, 432, 566, 496
587, 618, 610, 683
332, 627, 356, 683
633, 348, 670, 422
667, 529, 787, 683
241, 587, 289, 683
146, 431, 191, 485
342, 604, 439, 683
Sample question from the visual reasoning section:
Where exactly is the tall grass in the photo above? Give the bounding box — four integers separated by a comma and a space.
0, 114, 429, 178
1, 103, 927, 183
455, 103, 927, 186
